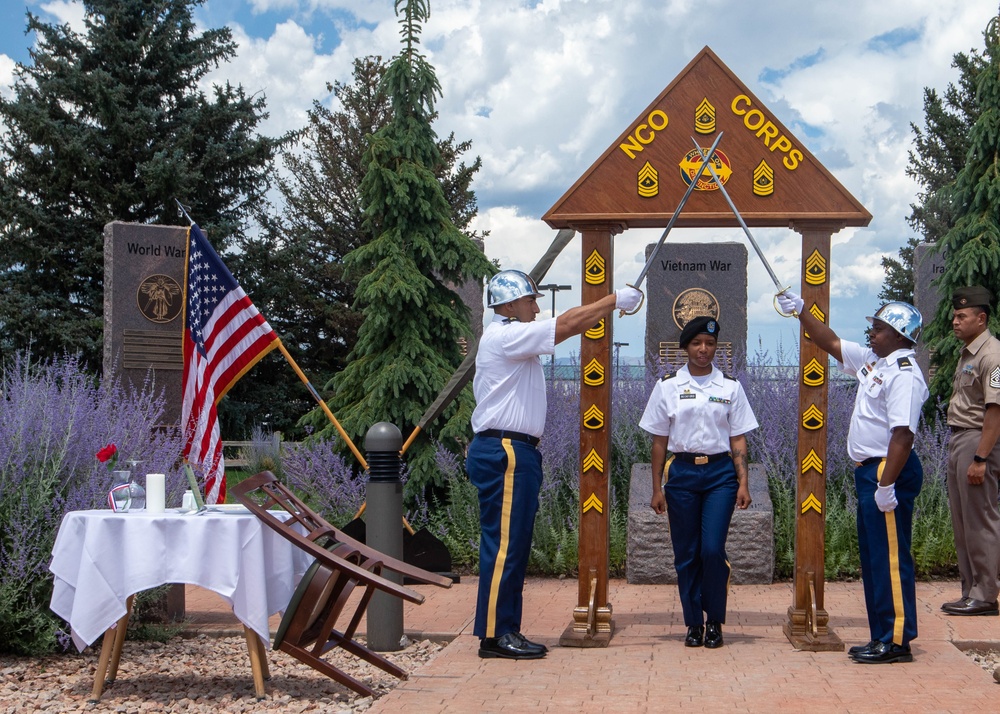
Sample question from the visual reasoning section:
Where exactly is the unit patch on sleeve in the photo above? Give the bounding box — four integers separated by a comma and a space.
990, 366, 1000, 390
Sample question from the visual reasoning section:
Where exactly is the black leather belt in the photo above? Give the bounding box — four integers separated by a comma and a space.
856, 456, 884, 467
672, 451, 729, 465
950, 425, 979, 433
477, 429, 540, 447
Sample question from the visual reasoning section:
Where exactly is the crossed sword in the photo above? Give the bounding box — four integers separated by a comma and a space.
621, 131, 796, 318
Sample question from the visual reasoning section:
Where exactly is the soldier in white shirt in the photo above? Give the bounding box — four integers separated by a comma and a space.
779, 292, 928, 664
469, 269, 641, 660
639, 316, 758, 649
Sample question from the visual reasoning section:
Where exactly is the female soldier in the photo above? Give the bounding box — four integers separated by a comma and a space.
639, 316, 758, 648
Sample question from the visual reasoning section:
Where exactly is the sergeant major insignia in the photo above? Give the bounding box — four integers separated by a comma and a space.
991, 366, 1000, 390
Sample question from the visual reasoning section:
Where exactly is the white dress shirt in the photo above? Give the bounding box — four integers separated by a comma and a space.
639, 364, 759, 454
471, 314, 556, 438
839, 340, 928, 462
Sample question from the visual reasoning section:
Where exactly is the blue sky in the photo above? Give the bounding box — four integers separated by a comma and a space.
2, 0, 998, 362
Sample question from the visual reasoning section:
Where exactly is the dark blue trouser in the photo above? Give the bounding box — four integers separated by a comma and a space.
663, 457, 738, 627
854, 451, 922, 646
466, 434, 542, 639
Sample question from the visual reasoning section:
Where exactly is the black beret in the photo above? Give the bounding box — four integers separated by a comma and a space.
679, 315, 720, 349
953, 286, 993, 310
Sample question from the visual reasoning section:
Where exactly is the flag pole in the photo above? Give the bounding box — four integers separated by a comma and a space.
173, 198, 368, 470
274, 340, 368, 470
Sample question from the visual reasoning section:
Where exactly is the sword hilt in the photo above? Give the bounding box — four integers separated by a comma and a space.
618, 284, 645, 317
773, 287, 799, 318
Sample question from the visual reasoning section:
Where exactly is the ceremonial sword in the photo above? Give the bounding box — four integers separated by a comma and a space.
620, 132, 726, 316
689, 136, 797, 318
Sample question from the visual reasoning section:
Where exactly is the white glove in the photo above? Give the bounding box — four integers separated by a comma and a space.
616, 286, 643, 311
777, 290, 804, 315
875, 483, 897, 513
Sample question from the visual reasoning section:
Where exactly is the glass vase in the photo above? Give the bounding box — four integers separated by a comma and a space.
128, 479, 146, 510
108, 470, 132, 512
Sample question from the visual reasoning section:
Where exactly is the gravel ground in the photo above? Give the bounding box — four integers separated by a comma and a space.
3, 636, 998, 710
0, 634, 443, 713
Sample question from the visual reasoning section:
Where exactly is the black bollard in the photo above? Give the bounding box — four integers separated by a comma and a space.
364, 422, 404, 651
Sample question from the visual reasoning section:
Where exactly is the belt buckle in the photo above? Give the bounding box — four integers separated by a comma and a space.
694, 455, 708, 465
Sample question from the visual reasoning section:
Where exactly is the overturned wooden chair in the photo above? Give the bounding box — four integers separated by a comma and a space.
231, 470, 452, 697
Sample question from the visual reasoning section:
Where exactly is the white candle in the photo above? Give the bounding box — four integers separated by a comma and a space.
146, 473, 166, 513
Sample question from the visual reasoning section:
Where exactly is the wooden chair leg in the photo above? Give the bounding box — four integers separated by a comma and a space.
243, 626, 268, 699
88, 595, 133, 703
106, 594, 134, 683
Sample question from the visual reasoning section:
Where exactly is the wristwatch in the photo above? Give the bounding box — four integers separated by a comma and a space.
973, 454, 988, 463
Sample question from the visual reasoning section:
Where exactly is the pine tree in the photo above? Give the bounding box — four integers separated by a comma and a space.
880, 51, 984, 303
924, 12, 1000, 403
307, 0, 494, 497
0, 0, 282, 367
223, 55, 487, 439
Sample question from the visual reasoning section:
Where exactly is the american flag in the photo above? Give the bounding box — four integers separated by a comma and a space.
182, 224, 277, 504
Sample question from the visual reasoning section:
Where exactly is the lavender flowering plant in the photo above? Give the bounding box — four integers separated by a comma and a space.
0, 351, 186, 655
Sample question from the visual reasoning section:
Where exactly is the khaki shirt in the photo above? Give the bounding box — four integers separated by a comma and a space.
948, 329, 1000, 429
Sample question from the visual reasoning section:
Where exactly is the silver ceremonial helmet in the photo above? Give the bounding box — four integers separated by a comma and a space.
487, 270, 544, 307
867, 302, 923, 343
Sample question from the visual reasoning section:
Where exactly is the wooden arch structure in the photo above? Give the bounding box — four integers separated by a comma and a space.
542, 46, 871, 649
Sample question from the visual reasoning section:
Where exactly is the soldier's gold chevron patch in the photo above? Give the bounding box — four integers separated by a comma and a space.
801, 493, 822, 514
638, 161, 658, 198
801, 449, 824, 474
694, 98, 716, 134
583, 449, 605, 473
805, 249, 827, 285
585, 249, 606, 285
585, 319, 606, 340
583, 493, 604, 514
583, 358, 606, 386
752, 160, 774, 197
583, 404, 605, 430
809, 303, 826, 322
802, 404, 825, 430
803, 358, 825, 387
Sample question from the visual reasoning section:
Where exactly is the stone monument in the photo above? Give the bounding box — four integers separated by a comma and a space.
103, 222, 188, 426
644, 241, 748, 372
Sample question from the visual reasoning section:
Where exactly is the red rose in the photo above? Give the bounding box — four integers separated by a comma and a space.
96, 443, 118, 463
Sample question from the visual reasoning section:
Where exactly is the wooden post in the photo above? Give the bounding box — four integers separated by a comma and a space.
560, 223, 621, 647
784, 222, 844, 650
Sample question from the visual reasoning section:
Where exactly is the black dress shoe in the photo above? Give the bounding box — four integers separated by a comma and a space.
941, 598, 999, 616
684, 625, 704, 647
848, 640, 878, 656
479, 632, 547, 660
852, 641, 912, 664
941, 596, 971, 611
704, 621, 723, 649
511, 632, 548, 654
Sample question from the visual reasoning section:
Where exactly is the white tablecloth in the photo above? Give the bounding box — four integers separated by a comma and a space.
49, 509, 313, 651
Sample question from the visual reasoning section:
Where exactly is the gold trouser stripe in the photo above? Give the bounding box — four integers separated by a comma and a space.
876, 461, 906, 644
485, 438, 517, 638
662, 455, 675, 486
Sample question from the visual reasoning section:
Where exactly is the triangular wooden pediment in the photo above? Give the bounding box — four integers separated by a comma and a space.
542, 47, 871, 230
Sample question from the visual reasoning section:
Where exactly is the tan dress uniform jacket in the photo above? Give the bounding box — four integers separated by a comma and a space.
947, 329, 1000, 603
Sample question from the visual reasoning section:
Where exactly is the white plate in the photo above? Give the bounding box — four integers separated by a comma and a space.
205, 504, 251, 514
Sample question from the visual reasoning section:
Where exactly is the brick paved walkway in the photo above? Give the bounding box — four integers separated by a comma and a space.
185, 578, 1000, 712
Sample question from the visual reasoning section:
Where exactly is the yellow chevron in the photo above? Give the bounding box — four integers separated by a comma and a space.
802, 404, 825, 430
803, 358, 825, 387
801, 449, 824, 475
583, 493, 604, 514
801, 493, 823, 515
582, 449, 605, 473
637, 161, 659, 198
583, 358, 606, 386
694, 98, 716, 134
583, 404, 605, 430
805, 249, 827, 285
585, 319, 606, 340
585, 250, 606, 285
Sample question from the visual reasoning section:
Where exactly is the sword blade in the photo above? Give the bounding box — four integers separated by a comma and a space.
631, 132, 725, 287
691, 137, 784, 291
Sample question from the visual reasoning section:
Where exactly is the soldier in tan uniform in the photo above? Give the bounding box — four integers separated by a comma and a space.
943, 286, 1000, 616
